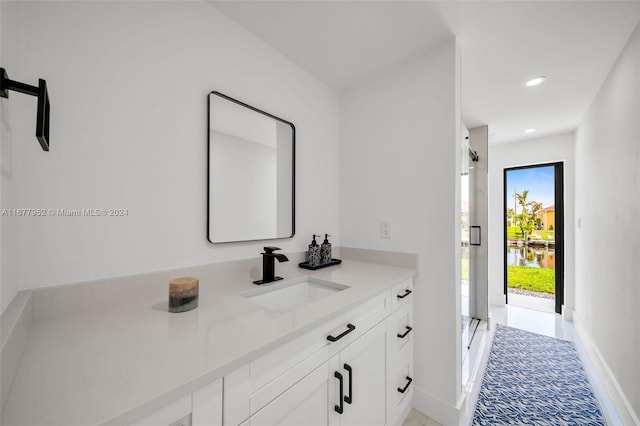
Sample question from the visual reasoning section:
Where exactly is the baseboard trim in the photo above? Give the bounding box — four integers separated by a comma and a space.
413, 386, 463, 426
562, 306, 574, 322
574, 313, 639, 425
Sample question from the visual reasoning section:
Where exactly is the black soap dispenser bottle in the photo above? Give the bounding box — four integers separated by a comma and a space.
320, 234, 332, 264
308, 234, 321, 267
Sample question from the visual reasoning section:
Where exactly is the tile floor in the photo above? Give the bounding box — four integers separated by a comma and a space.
402, 408, 442, 426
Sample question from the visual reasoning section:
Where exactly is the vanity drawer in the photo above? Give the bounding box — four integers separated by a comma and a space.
391, 279, 413, 311
392, 303, 413, 353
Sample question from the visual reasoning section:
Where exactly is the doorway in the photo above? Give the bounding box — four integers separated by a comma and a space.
503, 163, 564, 314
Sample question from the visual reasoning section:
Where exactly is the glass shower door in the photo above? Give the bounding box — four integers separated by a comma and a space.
461, 136, 471, 362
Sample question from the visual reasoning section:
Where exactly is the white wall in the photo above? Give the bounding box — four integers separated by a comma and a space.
340, 39, 463, 424
488, 132, 576, 316
574, 20, 639, 423
0, 1, 341, 313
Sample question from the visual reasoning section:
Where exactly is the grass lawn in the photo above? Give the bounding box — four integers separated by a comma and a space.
506, 226, 523, 240
507, 266, 555, 294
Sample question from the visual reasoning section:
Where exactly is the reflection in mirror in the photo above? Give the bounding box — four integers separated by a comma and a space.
208, 92, 295, 243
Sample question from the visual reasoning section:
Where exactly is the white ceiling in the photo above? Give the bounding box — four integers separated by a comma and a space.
212, 1, 640, 144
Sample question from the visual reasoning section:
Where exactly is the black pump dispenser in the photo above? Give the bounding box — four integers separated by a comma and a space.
320, 234, 332, 264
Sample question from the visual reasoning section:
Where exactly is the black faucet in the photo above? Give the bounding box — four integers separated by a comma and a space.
253, 246, 289, 285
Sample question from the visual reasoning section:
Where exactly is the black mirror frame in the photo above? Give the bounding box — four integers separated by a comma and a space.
207, 91, 295, 244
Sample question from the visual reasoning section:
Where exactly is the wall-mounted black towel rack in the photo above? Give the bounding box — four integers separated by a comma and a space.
0, 67, 50, 151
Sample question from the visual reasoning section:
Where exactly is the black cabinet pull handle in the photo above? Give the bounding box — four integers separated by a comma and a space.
334, 371, 344, 414
397, 326, 413, 339
397, 289, 412, 299
343, 363, 353, 404
397, 376, 413, 393
327, 323, 356, 342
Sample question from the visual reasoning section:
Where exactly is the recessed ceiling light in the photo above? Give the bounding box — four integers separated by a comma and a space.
525, 128, 536, 133
525, 76, 547, 87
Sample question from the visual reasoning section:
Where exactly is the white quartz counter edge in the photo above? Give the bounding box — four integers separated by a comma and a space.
1, 258, 416, 426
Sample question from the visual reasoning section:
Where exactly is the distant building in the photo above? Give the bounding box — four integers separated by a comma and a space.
536, 205, 555, 231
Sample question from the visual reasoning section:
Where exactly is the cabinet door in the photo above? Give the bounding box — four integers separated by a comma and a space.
335, 321, 387, 426
241, 361, 335, 426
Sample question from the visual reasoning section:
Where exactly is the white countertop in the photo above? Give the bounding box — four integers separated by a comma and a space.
1, 251, 416, 425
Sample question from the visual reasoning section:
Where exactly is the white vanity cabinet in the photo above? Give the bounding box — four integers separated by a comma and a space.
224, 289, 391, 425
0, 257, 417, 426
237, 318, 388, 426
154, 278, 414, 426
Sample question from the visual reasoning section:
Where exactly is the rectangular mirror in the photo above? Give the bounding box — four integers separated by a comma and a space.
208, 92, 295, 244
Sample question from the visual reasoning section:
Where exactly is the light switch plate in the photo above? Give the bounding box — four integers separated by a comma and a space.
380, 220, 392, 239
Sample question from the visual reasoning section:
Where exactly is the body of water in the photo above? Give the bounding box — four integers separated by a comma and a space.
506, 246, 555, 269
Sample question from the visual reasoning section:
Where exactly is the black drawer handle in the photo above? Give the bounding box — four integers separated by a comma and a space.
397, 289, 412, 299
398, 376, 413, 393
327, 323, 356, 342
397, 325, 413, 339
334, 371, 344, 414
343, 363, 353, 404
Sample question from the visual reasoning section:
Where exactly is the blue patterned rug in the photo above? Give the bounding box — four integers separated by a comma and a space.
472, 324, 605, 425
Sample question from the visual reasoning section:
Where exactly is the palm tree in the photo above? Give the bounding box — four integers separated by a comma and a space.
515, 190, 529, 214
514, 190, 530, 239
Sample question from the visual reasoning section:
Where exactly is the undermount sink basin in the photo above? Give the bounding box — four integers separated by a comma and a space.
243, 278, 349, 313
